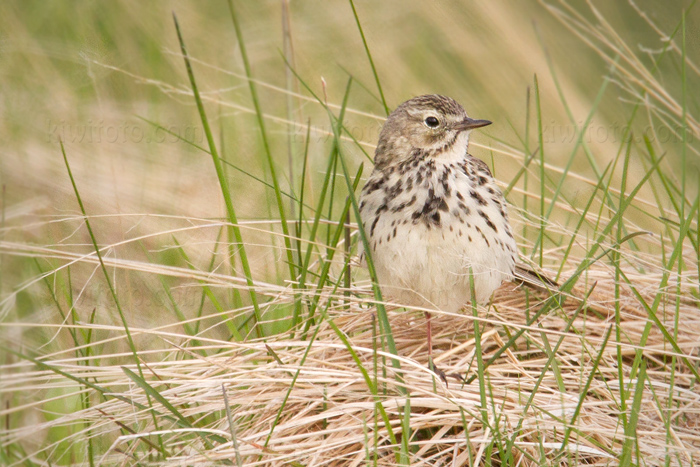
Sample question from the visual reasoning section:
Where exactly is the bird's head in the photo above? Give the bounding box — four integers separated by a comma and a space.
374, 94, 491, 167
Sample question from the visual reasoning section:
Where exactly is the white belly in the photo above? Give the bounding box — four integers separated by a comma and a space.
369, 220, 514, 312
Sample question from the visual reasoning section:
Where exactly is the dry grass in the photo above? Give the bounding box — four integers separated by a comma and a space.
1, 209, 698, 465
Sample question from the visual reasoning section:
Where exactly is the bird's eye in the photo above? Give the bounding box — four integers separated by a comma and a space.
424, 116, 440, 128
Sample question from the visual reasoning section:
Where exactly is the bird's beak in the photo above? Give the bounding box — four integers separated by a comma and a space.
454, 117, 492, 132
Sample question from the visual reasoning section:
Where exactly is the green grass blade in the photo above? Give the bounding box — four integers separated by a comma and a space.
122, 367, 226, 447
59, 142, 143, 374
620, 360, 647, 466
555, 325, 613, 459
348, 0, 389, 115
173, 237, 244, 342
329, 81, 402, 373
533, 74, 545, 266
227, 0, 298, 284
172, 12, 264, 338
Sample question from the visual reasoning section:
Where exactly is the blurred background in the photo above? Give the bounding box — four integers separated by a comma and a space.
2, 1, 696, 214
1, 0, 697, 369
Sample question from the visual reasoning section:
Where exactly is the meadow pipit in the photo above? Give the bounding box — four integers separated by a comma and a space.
359, 95, 519, 369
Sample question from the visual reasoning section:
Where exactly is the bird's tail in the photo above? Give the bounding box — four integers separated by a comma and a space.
512, 263, 559, 294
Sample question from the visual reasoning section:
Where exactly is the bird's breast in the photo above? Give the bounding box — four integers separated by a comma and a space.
358, 157, 517, 309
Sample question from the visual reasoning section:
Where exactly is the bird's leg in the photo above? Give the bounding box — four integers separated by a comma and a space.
425, 311, 448, 385
425, 311, 433, 361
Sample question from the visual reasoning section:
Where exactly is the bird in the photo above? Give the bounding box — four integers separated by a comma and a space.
358, 94, 537, 373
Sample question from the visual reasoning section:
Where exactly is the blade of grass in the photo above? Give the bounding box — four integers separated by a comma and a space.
172, 237, 243, 342
262, 265, 373, 451
173, 13, 263, 339
338, 63, 386, 108
1, 344, 171, 456
122, 367, 226, 448
399, 393, 411, 465
507, 284, 604, 454
616, 195, 700, 382
324, 316, 401, 457
554, 325, 613, 460
502, 146, 539, 198
533, 74, 545, 267
227, 0, 298, 285
280, 53, 375, 165
534, 23, 624, 222
551, 152, 665, 296
301, 140, 362, 331
291, 120, 312, 330
59, 142, 143, 376
282, 0, 298, 221
60, 142, 168, 455
33, 259, 81, 351
348, 0, 389, 115
324, 78, 404, 462
469, 267, 492, 436
137, 242, 202, 351
464, 228, 649, 385
329, 80, 402, 373
614, 136, 633, 434
298, 102, 352, 334
533, 42, 619, 246
620, 360, 647, 466
679, 11, 687, 224
556, 161, 613, 280
304, 164, 364, 333
137, 115, 311, 210
221, 384, 242, 467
